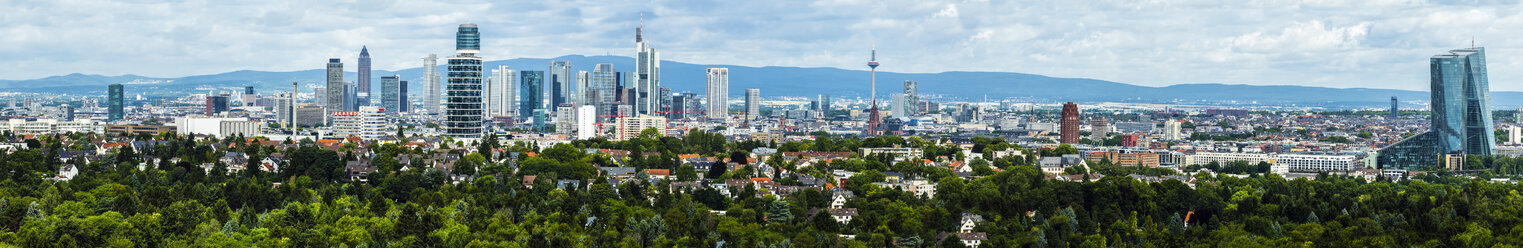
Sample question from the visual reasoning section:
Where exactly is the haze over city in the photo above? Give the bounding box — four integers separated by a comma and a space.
7, 0, 1523, 91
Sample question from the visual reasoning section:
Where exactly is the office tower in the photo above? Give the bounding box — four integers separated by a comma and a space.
672, 92, 699, 119
61, 104, 74, 121
357, 46, 372, 106
206, 94, 230, 116
556, 104, 575, 136
532, 109, 550, 131
314, 87, 327, 108
108, 84, 124, 121
382, 75, 403, 114
343, 83, 359, 111
890, 94, 905, 118
276, 92, 292, 126
1516, 108, 1522, 123
745, 88, 760, 119
1060, 102, 1079, 144
818, 94, 831, 113
399, 80, 409, 112
294, 104, 327, 127
634, 22, 661, 115
333, 106, 386, 140
444, 24, 485, 138
549, 61, 572, 108
290, 82, 299, 128
1163, 119, 1182, 140
592, 64, 617, 117
1389, 96, 1398, 119
577, 70, 592, 105
1090, 118, 1109, 141
490, 65, 516, 117
519, 71, 545, 120
326, 58, 344, 110
903, 81, 919, 116
422, 54, 441, 114
243, 86, 257, 106
659, 87, 672, 115
865, 47, 882, 136
1379, 47, 1497, 169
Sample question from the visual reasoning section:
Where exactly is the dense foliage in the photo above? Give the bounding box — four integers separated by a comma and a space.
0, 132, 1521, 247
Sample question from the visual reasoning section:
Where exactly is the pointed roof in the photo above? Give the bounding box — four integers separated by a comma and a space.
360, 46, 369, 56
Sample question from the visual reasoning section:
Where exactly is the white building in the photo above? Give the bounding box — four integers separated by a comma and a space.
1187, 152, 1274, 166
615, 115, 667, 140
706, 68, 729, 119
1163, 119, 1183, 140
332, 106, 386, 140
0, 119, 103, 135
1273, 154, 1359, 172
745, 88, 760, 119
175, 117, 260, 138
489, 65, 516, 117
576, 105, 596, 140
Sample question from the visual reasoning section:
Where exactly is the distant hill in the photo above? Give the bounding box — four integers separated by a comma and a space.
5, 55, 1518, 109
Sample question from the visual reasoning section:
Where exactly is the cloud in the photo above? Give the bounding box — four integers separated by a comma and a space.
3, 0, 1523, 91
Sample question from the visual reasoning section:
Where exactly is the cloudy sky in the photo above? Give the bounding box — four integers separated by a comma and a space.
3, 0, 1521, 91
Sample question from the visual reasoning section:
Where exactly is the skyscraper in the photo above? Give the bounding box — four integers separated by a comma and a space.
706, 68, 729, 119
382, 75, 403, 114
243, 86, 257, 106
1060, 102, 1080, 144
108, 84, 124, 121
445, 24, 484, 138
745, 88, 760, 119
592, 64, 617, 118
1379, 47, 1496, 169
902, 81, 919, 116
399, 80, 409, 113
423, 54, 441, 114
1163, 119, 1182, 140
577, 70, 591, 105
634, 22, 661, 115
549, 61, 573, 108
490, 65, 516, 117
206, 94, 230, 116
1389, 96, 1398, 120
326, 58, 344, 110
1090, 117, 1109, 141
357, 46, 372, 106
343, 82, 357, 111
519, 71, 545, 120
818, 94, 831, 113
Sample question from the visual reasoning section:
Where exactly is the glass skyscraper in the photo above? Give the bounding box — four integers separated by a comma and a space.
381, 75, 402, 113
445, 24, 484, 138
108, 84, 124, 121
519, 71, 545, 120
1378, 47, 1495, 169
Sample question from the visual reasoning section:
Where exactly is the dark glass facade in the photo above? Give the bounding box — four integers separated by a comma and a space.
108, 84, 124, 121
519, 71, 544, 119
1378, 47, 1494, 169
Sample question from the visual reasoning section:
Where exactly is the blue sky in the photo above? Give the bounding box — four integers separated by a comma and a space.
2, 0, 1520, 91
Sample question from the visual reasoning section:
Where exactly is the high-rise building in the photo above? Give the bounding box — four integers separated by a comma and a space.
592, 64, 617, 118
902, 81, 919, 116
61, 104, 74, 122
1389, 96, 1398, 120
671, 92, 700, 120
206, 94, 230, 116
1060, 102, 1080, 144
634, 23, 661, 115
108, 84, 124, 121
519, 71, 545, 120
399, 80, 409, 113
1379, 47, 1497, 169
890, 94, 905, 118
1163, 119, 1183, 140
357, 46, 372, 106
276, 92, 292, 126
549, 61, 573, 108
243, 86, 257, 106
325, 58, 344, 110
659, 87, 672, 115
489, 65, 516, 117
705, 68, 729, 119
342, 82, 358, 111
745, 88, 760, 119
818, 94, 831, 113
1510, 125, 1521, 145
576, 105, 596, 140
381, 75, 403, 114
445, 24, 485, 138
1090, 118, 1110, 141
333, 106, 385, 140
294, 104, 327, 127
422, 54, 441, 114
577, 70, 592, 105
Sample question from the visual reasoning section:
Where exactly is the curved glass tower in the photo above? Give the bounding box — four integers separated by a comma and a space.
1378, 47, 1494, 169
445, 24, 484, 138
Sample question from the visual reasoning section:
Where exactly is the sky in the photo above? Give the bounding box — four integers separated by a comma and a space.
2, 0, 1522, 91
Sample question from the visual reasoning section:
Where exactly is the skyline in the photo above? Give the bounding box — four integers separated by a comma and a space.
5, 1, 1523, 91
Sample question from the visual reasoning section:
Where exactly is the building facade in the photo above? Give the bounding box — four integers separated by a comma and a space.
1060, 102, 1080, 144
333, 106, 386, 140
902, 81, 918, 116
634, 25, 661, 115
422, 54, 441, 114
745, 89, 760, 119
108, 84, 124, 121
326, 58, 344, 110
1379, 47, 1496, 169
381, 75, 403, 114
357, 46, 372, 106
615, 115, 666, 140
444, 24, 484, 138
519, 71, 545, 120
706, 68, 729, 119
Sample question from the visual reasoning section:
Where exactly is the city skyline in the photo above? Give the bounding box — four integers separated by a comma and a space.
7, 1, 1523, 91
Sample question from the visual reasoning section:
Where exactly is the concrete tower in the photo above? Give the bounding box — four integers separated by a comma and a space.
865, 47, 882, 136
